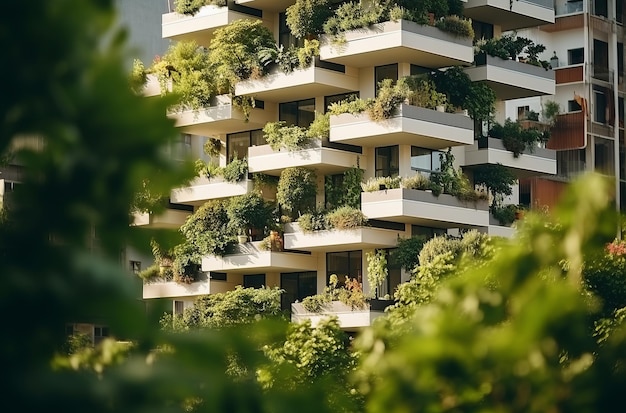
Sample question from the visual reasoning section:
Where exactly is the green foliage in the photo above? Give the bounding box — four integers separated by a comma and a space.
174, 0, 226, 16
465, 82, 496, 123
323, 1, 385, 39
209, 19, 275, 91
150, 40, 215, 110
326, 166, 364, 210
277, 167, 317, 217
367, 249, 388, 298
166, 286, 284, 330
361, 175, 402, 192
583, 240, 626, 316
490, 203, 518, 226
307, 112, 330, 139
286, 0, 333, 39
62, 333, 93, 356
477, 33, 545, 63
434, 14, 474, 38
302, 294, 331, 312
490, 119, 551, 157
263, 121, 310, 151
297, 211, 329, 232
226, 191, 273, 235
194, 159, 221, 179
180, 198, 234, 257
203, 137, 222, 157
473, 163, 516, 207
129, 58, 146, 93
297, 39, 320, 68
392, 235, 428, 272
326, 205, 367, 230
543, 100, 561, 125
367, 78, 411, 120
327, 95, 368, 115
418, 235, 463, 267
406, 76, 447, 110
138, 264, 165, 283
431, 66, 495, 121
221, 156, 248, 182
400, 173, 432, 190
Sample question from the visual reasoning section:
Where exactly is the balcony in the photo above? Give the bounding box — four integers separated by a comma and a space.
555, 0, 583, 16
464, 53, 555, 100
202, 241, 317, 273
248, 139, 363, 176
361, 188, 489, 228
143, 274, 237, 299
283, 223, 399, 252
463, 0, 554, 31
464, 137, 557, 177
171, 176, 253, 206
591, 66, 613, 84
162, 4, 261, 46
142, 74, 162, 97
487, 215, 516, 238
319, 19, 473, 69
555, 64, 584, 84
170, 95, 277, 135
546, 112, 585, 150
329, 104, 474, 149
235, 62, 359, 102
132, 208, 191, 229
291, 301, 385, 331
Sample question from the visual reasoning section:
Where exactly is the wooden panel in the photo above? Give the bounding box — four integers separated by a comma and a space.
555, 66, 583, 84
520, 178, 567, 211
547, 112, 585, 150
540, 14, 583, 32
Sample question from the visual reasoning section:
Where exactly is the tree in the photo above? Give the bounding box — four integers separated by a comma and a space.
473, 163, 516, 207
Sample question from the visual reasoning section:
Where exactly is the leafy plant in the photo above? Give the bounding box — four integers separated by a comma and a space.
406, 76, 447, 110
277, 167, 317, 218
180, 198, 234, 257
150, 41, 215, 110
543, 100, 561, 126
473, 163, 516, 207
368, 78, 410, 120
401, 173, 431, 190
361, 175, 402, 192
174, 0, 226, 16
194, 159, 221, 179
326, 206, 367, 230
286, 0, 333, 39
263, 121, 310, 151
367, 249, 388, 298
489, 119, 550, 157
203, 138, 222, 157
221, 156, 248, 182
302, 294, 330, 312
434, 15, 474, 38
490, 203, 517, 226
129, 58, 146, 93
297, 211, 328, 232
392, 235, 428, 272
526, 109, 540, 121
327, 96, 369, 115
227, 191, 273, 236
297, 39, 320, 68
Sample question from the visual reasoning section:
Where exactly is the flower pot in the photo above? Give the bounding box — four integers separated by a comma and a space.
369, 299, 395, 311
436, 105, 445, 112
237, 235, 248, 244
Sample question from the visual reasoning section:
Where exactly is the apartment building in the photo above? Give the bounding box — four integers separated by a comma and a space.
134, 0, 558, 330
506, 0, 625, 209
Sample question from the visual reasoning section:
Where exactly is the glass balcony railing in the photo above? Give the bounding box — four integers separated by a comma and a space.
520, 0, 555, 9
555, 0, 584, 16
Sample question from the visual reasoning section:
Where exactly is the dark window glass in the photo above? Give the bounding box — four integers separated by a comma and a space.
326, 250, 362, 285
375, 146, 399, 177
244, 274, 266, 289
210, 272, 227, 281
593, 40, 609, 80
375, 64, 398, 96
568, 99, 582, 112
595, 137, 615, 175
227, 129, 264, 161
411, 225, 446, 238
472, 20, 493, 41
279, 12, 301, 48
279, 98, 316, 127
595, 91, 607, 123
411, 147, 441, 173
324, 92, 359, 113
618, 43, 624, 76
381, 249, 401, 298
280, 271, 317, 310
593, 0, 608, 18
410, 65, 429, 76
568, 48, 584, 65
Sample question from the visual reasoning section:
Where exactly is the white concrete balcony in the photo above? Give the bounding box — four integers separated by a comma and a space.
283, 223, 399, 252
464, 137, 557, 177
248, 139, 364, 176
131, 208, 191, 229
162, 4, 260, 46
361, 188, 489, 228
171, 176, 253, 206
170, 95, 277, 135
463, 0, 555, 31
235, 62, 359, 103
464, 53, 555, 100
291, 301, 385, 331
202, 241, 318, 273
143, 276, 238, 299
319, 19, 473, 68
142, 74, 162, 97
487, 216, 516, 238
329, 104, 474, 149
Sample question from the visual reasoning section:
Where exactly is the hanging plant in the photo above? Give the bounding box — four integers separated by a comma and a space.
366, 249, 388, 299
203, 138, 222, 157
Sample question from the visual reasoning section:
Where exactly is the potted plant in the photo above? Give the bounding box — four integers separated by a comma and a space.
227, 191, 273, 243
366, 249, 394, 311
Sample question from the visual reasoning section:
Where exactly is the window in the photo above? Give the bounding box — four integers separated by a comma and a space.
411, 147, 441, 173
411, 225, 446, 238
281, 271, 317, 310
174, 301, 184, 316
557, 149, 586, 178
279, 12, 301, 49
244, 274, 266, 289
593, 39, 609, 81
593, 0, 608, 18
375, 146, 399, 177
375, 64, 398, 96
170, 133, 191, 162
568, 48, 584, 65
382, 249, 401, 298
619, 97, 624, 128
324, 92, 359, 113
517, 106, 530, 120
594, 90, 607, 123
94, 325, 109, 345
210, 272, 227, 281
618, 43, 624, 78
595, 137, 615, 176
279, 98, 316, 127
130, 260, 141, 274
410, 65, 429, 76
227, 129, 264, 161
327, 250, 362, 285
568, 99, 582, 112
472, 20, 493, 41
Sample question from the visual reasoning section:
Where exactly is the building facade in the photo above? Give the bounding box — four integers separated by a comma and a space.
133, 0, 563, 329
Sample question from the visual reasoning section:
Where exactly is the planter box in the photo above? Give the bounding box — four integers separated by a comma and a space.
368, 299, 395, 312
463, 0, 554, 31
291, 301, 385, 330
283, 223, 400, 252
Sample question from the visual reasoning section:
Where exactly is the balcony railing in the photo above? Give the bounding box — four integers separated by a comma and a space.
546, 112, 585, 150
520, 0, 555, 8
592, 66, 614, 83
555, 65, 584, 84
555, 0, 584, 16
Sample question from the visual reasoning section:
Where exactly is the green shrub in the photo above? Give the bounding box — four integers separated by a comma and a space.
392, 235, 428, 272
490, 119, 550, 157
298, 211, 328, 232
367, 78, 411, 120
138, 264, 163, 283
277, 167, 317, 217
406, 76, 447, 110
326, 206, 367, 230
286, 0, 333, 39
263, 121, 309, 151
418, 235, 463, 267
129, 59, 146, 93
174, 0, 226, 15
221, 156, 248, 182
473, 163, 516, 207
307, 112, 330, 139
297, 39, 320, 68
180, 199, 234, 257
401, 173, 431, 190
327, 97, 369, 115
227, 191, 273, 236
490, 204, 517, 226
361, 176, 402, 192
435, 15, 474, 38
302, 294, 330, 312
